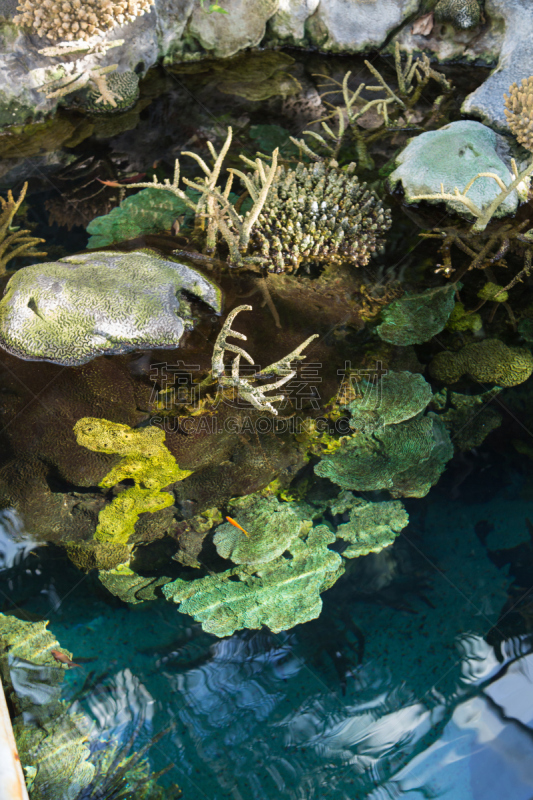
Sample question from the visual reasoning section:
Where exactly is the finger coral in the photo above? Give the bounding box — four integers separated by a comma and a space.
14, 0, 154, 42
74, 417, 192, 545
504, 77, 533, 153
429, 339, 533, 387
0, 182, 46, 274
244, 160, 392, 273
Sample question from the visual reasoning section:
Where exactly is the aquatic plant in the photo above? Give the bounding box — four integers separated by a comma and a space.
376, 284, 456, 345
315, 414, 454, 498
0, 183, 46, 274
213, 494, 312, 566
74, 418, 192, 545
504, 76, 533, 152
13, 0, 154, 41
211, 304, 318, 415
429, 339, 533, 387
434, 0, 482, 28
163, 524, 343, 637
0, 250, 222, 366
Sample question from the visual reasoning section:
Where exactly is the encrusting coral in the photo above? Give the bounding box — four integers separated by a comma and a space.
0, 182, 46, 274
14, 0, 154, 41
429, 339, 533, 387
504, 77, 533, 152
74, 417, 192, 545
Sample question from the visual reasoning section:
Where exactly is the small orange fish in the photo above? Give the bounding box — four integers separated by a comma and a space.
226, 516, 250, 537
51, 649, 80, 668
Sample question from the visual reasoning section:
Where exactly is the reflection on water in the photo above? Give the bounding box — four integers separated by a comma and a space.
2, 484, 533, 799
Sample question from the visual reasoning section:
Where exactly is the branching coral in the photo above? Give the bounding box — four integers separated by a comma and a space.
74, 418, 192, 545
0, 182, 46, 274
14, 0, 154, 41
211, 304, 318, 415
504, 77, 533, 151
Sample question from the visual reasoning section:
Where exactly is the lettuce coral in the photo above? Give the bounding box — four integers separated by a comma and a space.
332, 493, 409, 558
74, 417, 192, 545
377, 284, 456, 345
344, 370, 433, 432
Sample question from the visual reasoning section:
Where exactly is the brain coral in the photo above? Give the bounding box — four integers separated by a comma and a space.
434, 0, 482, 28
14, 0, 154, 41
377, 284, 456, 345
504, 77, 533, 153
429, 339, 533, 387
0, 250, 221, 366
345, 371, 433, 432
315, 414, 453, 498
246, 160, 391, 273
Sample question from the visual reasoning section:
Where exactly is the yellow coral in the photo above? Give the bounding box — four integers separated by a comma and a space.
14, 0, 154, 41
430, 339, 533, 387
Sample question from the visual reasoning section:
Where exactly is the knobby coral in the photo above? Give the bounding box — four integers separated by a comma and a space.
0, 182, 46, 274
504, 77, 533, 153
74, 418, 192, 545
14, 0, 154, 41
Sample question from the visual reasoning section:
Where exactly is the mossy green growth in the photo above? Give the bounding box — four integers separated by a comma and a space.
86, 186, 200, 248
377, 284, 456, 345
330, 493, 409, 558
163, 525, 343, 637
446, 302, 483, 333
74, 418, 192, 545
477, 282, 508, 303
344, 371, 433, 432
213, 494, 312, 565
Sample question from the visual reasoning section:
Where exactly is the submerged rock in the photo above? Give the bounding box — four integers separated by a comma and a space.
0, 250, 222, 366
389, 121, 523, 218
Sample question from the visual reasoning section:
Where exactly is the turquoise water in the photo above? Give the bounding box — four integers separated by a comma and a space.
3, 467, 533, 799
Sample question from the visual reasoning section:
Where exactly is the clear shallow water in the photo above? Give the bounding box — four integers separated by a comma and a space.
3, 470, 533, 799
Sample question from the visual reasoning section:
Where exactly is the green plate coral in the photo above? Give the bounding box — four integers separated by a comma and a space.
377, 284, 456, 345
74, 417, 192, 545
345, 370, 433, 432
163, 525, 343, 637
333, 494, 409, 558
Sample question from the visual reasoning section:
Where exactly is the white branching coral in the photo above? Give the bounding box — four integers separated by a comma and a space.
212, 305, 318, 415
14, 0, 154, 41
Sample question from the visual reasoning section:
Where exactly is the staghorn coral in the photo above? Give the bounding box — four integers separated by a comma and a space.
0, 250, 222, 366
429, 339, 533, 387
504, 77, 533, 152
344, 370, 433, 432
331, 494, 409, 559
163, 525, 343, 637
377, 284, 456, 345
0, 182, 46, 274
213, 494, 312, 566
241, 159, 391, 274
434, 0, 482, 29
315, 414, 454, 498
74, 417, 192, 546
14, 0, 154, 41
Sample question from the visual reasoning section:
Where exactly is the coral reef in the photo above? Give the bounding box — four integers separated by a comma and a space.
315, 415, 454, 498
14, 0, 154, 41
331, 493, 409, 559
83, 69, 139, 112
429, 339, 533, 387
504, 77, 533, 152
434, 0, 482, 29
0, 250, 222, 365
0, 182, 46, 274
74, 417, 192, 546
446, 302, 482, 333
172, 507, 222, 568
344, 370, 433, 432
213, 494, 312, 566
163, 524, 343, 637
431, 388, 502, 451
377, 284, 456, 345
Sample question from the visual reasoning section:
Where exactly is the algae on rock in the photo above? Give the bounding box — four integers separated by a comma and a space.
74, 417, 192, 546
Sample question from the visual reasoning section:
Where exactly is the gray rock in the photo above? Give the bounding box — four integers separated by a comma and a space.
389, 120, 524, 217
185, 0, 278, 59
462, 0, 533, 131
0, 250, 222, 366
